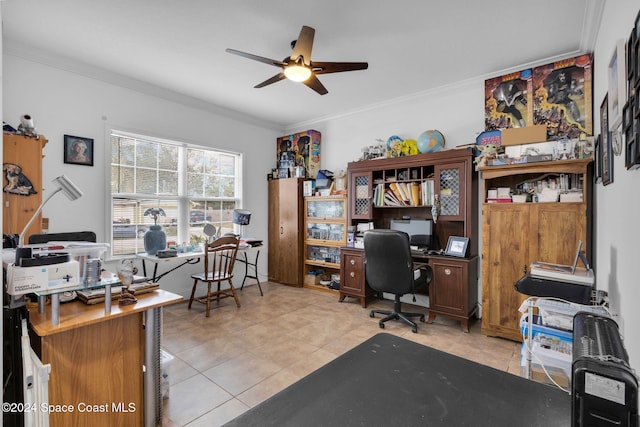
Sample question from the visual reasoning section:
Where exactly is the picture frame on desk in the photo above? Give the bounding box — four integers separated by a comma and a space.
445, 236, 469, 258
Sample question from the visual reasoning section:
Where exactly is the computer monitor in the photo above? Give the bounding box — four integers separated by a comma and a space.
389, 218, 438, 249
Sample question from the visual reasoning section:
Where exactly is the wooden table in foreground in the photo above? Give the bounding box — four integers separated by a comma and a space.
29, 289, 183, 427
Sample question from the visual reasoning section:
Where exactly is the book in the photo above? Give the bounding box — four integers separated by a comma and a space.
410, 182, 420, 206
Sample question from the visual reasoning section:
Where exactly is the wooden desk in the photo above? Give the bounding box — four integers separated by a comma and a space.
339, 247, 478, 331
29, 289, 182, 427
138, 245, 262, 289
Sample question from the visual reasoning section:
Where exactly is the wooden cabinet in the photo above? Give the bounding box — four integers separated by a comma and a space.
479, 159, 592, 341
28, 290, 182, 427
268, 178, 305, 286
303, 196, 347, 293
427, 255, 478, 333
339, 247, 374, 307
2, 133, 48, 240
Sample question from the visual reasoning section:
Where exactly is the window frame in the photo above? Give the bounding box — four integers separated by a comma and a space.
108, 129, 243, 259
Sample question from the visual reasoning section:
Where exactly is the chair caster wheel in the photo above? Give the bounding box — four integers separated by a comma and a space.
370, 312, 375, 318
412, 326, 418, 333
379, 322, 385, 329
420, 315, 425, 323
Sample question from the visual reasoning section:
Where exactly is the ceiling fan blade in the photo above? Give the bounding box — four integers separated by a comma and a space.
303, 74, 328, 95
290, 26, 315, 66
226, 48, 287, 68
254, 73, 286, 88
312, 61, 369, 75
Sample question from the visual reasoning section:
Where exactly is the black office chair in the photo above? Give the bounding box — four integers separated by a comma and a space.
364, 229, 432, 333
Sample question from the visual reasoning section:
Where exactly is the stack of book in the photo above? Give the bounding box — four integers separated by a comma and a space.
372, 179, 435, 207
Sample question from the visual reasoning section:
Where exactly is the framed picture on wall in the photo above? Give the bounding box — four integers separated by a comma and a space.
608, 39, 627, 127
64, 135, 94, 166
594, 134, 602, 183
600, 95, 613, 186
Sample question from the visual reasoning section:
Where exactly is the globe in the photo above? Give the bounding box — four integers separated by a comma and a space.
417, 130, 445, 153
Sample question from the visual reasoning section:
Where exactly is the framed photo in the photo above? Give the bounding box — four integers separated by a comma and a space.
608, 39, 627, 127
445, 236, 469, 258
600, 95, 613, 186
627, 31, 635, 82
64, 135, 94, 166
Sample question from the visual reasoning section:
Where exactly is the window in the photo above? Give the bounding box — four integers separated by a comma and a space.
110, 131, 242, 257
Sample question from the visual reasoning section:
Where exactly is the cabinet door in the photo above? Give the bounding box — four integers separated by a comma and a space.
530, 203, 587, 264
349, 171, 373, 220
481, 204, 530, 341
435, 162, 465, 221
430, 259, 465, 315
340, 250, 364, 295
268, 179, 303, 285
267, 180, 281, 281
3, 135, 47, 238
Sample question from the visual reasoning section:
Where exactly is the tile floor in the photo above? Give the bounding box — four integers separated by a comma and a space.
161, 282, 521, 426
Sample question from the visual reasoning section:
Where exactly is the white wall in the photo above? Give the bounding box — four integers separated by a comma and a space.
3, 55, 281, 297
590, 0, 640, 373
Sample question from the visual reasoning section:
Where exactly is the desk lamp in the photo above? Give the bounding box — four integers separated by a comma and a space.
15, 174, 83, 263
232, 209, 251, 238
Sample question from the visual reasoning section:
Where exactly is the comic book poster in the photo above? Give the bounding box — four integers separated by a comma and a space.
276, 130, 321, 178
532, 54, 593, 140
485, 70, 533, 131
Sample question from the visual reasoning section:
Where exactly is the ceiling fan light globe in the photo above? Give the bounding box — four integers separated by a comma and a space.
284, 65, 312, 82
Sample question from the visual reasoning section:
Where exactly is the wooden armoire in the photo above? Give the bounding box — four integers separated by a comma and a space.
3, 133, 48, 242
478, 159, 592, 341
267, 178, 305, 286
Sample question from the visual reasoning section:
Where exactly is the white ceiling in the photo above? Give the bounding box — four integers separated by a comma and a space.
2, 0, 604, 129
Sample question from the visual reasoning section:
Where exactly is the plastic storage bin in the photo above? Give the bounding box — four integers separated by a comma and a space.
160, 349, 174, 399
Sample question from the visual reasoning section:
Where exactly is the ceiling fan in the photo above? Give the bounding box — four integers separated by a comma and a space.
226, 25, 368, 95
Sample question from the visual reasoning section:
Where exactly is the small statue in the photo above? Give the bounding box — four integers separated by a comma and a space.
118, 258, 137, 306
474, 144, 500, 169
431, 194, 440, 224
17, 114, 38, 138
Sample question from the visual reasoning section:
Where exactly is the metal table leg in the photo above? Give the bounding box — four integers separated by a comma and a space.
239, 250, 263, 296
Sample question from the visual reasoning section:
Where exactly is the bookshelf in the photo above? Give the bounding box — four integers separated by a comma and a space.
303, 196, 347, 293
344, 148, 479, 330
347, 148, 477, 255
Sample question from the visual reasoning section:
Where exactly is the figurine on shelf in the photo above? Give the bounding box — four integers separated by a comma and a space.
17, 114, 38, 138
431, 194, 440, 224
117, 258, 137, 306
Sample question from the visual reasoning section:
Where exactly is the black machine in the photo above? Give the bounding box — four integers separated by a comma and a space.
572, 312, 639, 426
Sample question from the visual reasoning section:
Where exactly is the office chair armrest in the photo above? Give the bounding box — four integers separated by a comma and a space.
412, 262, 432, 292
413, 261, 429, 270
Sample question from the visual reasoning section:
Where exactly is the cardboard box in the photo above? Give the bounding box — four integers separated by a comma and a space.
304, 274, 322, 286
6, 260, 80, 295
501, 125, 547, 146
